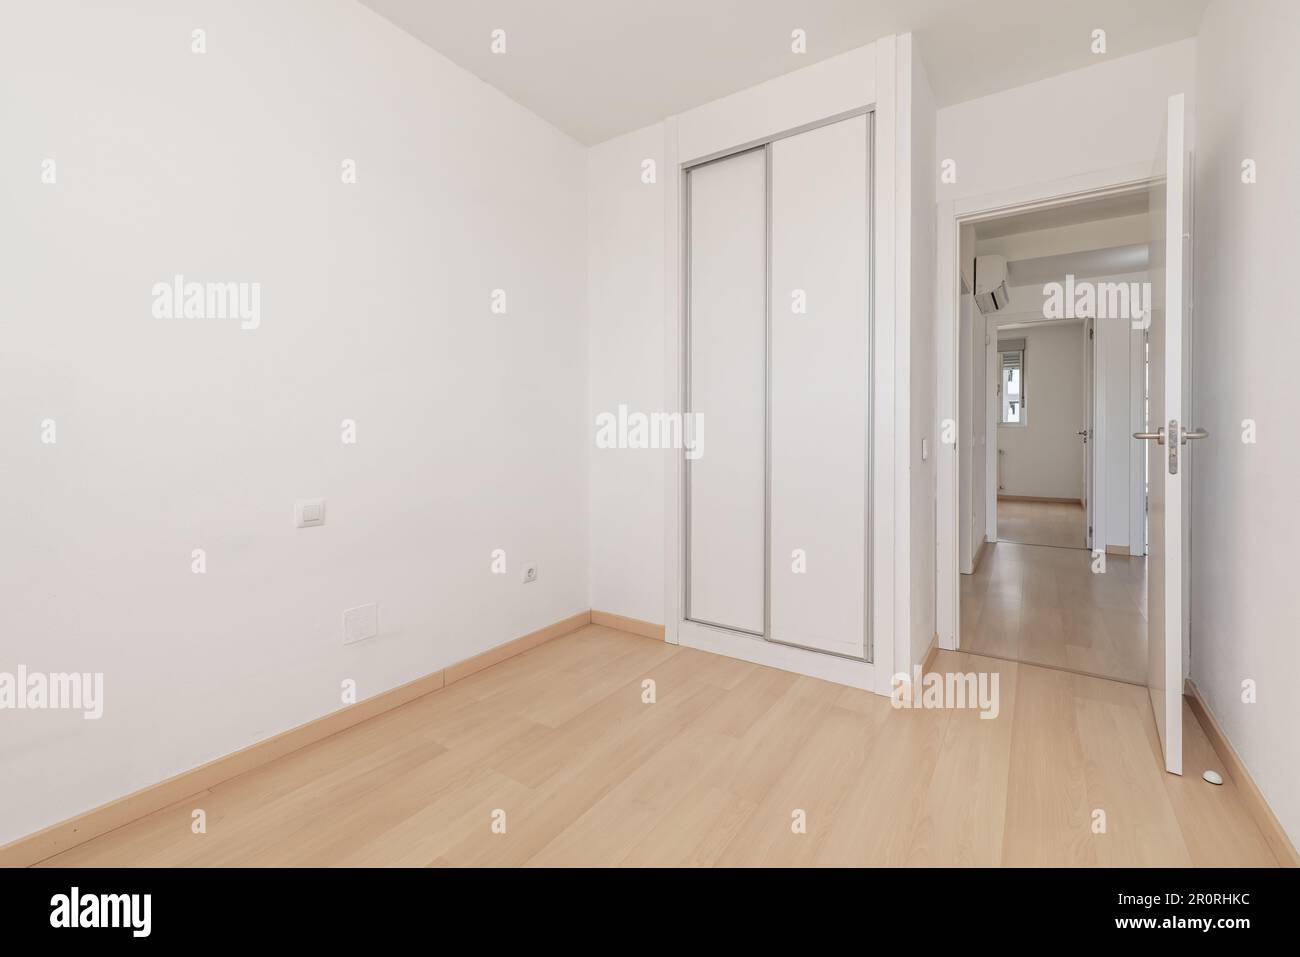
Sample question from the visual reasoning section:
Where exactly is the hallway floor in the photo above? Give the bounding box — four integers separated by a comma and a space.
962, 540, 1147, 684
38, 624, 1275, 867
997, 498, 1087, 549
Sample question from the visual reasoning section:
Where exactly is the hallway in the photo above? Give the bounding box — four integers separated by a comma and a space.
997, 498, 1088, 550
961, 540, 1147, 684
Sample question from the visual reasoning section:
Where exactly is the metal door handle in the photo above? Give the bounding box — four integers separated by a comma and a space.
1182, 428, 1209, 444
1133, 428, 1165, 445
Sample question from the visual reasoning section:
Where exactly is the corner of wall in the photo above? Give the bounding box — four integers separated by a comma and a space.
584, 122, 671, 626
897, 34, 940, 671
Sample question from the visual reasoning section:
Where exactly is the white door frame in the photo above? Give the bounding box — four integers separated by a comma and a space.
937, 162, 1156, 650
1084, 316, 1097, 550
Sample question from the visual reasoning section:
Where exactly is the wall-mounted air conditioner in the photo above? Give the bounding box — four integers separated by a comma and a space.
973, 254, 1010, 312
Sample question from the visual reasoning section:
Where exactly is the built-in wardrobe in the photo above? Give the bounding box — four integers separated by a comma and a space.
682, 111, 872, 662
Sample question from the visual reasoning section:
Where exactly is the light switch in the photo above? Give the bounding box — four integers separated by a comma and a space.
296, 498, 325, 528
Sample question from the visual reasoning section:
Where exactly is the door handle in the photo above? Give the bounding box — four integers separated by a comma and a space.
1181, 427, 1209, 444
1133, 427, 1165, 445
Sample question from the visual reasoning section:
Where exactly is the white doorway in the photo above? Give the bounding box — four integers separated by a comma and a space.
992, 317, 1092, 551
951, 188, 1153, 685
937, 96, 1198, 776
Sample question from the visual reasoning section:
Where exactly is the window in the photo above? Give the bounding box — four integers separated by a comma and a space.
999, 343, 1025, 426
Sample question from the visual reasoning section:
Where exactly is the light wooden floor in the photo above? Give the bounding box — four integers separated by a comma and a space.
41, 624, 1277, 867
998, 498, 1086, 549
963, 540, 1147, 684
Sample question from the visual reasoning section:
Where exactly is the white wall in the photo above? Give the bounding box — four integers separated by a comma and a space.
905, 39, 938, 662
938, 39, 1196, 202
1189, 0, 1300, 848
995, 322, 1085, 500
0, 0, 589, 846
586, 125, 665, 623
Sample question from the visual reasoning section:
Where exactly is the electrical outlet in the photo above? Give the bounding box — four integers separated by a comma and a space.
521, 562, 538, 584
343, 603, 378, 645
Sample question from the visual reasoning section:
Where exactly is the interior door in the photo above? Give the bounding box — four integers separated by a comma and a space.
1142, 93, 1197, 775
1083, 318, 1095, 549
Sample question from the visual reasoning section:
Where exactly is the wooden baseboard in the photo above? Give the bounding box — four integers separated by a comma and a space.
591, 610, 665, 641
922, 635, 940, 674
997, 494, 1084, 505
1185, 678, 1299, 867
444, 611, 591, 684
0, 609, 593, 868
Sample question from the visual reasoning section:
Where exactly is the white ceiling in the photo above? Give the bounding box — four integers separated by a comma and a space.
967, 190, 1154, 303
1007, 243, 1150, 286
359, 0, 1207, 145
975, 190, 1151, 240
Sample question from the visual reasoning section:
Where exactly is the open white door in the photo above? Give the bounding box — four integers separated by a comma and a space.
1141, 93, 1201, 775
1082, 317, 1095, 550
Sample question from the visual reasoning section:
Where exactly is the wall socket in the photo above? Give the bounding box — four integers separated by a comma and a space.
295, 498, 325, 528
521, 562, 538, 584
343, 603, 378, 645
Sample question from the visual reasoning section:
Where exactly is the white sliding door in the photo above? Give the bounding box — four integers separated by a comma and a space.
685, 148, 767, 634
769, 115, 870, 658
